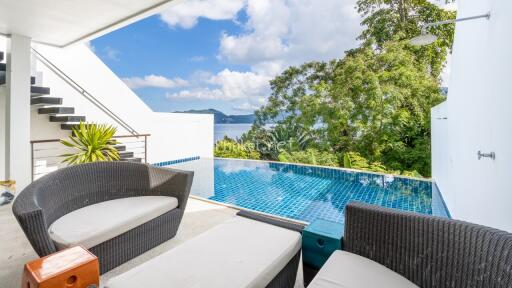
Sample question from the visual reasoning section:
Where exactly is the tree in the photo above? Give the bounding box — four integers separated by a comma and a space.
244, 0, 455, 177
355, 0, 456, 78
327, 41, 444, 175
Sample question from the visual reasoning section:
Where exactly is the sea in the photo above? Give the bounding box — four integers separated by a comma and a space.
214, 124, 253, 142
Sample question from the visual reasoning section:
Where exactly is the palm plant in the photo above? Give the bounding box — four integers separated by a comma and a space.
260, 124, 314, 160
60, 121, 120, 164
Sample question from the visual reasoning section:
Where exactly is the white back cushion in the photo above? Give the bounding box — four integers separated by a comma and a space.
105, 216, 301, 288
308, 250, 419, 288
49, 196, 178, 249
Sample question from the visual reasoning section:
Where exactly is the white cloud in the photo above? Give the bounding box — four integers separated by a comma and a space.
104, 46, 120, 61
218, 0, 361, 75
161, 0, 363, 112
160, 0, 245, 29
85, 41, 95, 52
428, 0, 457, 10
123, 75, 189, 89
189, 55, 207, 62
441, 53, 452, 87
167, 69, 270, 106
208, 69, 270, 101
233, 102, 262, 112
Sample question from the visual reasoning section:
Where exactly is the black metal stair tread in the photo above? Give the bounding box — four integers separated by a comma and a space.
120, 158, 142, 163
31, 97, 62, 105
60, 123, 79, 130
119, 151, 134, 158
113, 145, 126, 151
39, 107, 75, 115
0, 75, 35, 85
50, 115, 85, 122
30, 86, 50, 96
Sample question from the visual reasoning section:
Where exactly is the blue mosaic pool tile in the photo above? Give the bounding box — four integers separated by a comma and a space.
153, 156, 200, 167
167, 159, 450, 224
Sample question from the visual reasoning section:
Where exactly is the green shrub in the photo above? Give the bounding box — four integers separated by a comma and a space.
214, 139, 260, 160
343, 151, 424, 177
400, 170, 423, 178
60, 122, 119, 165
278, 149, 339, 167
343, 151, 388, 173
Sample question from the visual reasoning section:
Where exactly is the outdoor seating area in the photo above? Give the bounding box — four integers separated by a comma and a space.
1, 0, 512, 287
6, 162, 512, 287
309, 202, 512, 287
12, 162, 193, 273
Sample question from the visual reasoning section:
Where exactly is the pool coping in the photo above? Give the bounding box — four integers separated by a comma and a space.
189, 195, 310, 225
213, 157, 432, 183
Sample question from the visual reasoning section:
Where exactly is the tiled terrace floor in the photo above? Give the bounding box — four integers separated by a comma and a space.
0, 197, 305, 288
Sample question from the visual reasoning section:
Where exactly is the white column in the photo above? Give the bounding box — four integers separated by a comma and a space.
5, 34, 32, 190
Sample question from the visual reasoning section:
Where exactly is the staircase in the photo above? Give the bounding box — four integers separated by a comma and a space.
0, 50, 141, 163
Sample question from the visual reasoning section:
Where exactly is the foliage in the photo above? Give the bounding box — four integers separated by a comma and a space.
355, 0, 456, 78
250, 41, 442, 176
241, 0, 455, 177
344, 151, 421, 177
60, 122, 119, 165
249, 124, 315, 160
343, 152, 388, 173
214, 138, 260, 160
278, 149, 339, 167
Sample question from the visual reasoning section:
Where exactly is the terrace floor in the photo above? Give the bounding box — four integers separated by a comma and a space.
0, 197, 305, 288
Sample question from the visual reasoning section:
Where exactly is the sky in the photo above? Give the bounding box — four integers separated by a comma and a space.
90, 0, 455, 115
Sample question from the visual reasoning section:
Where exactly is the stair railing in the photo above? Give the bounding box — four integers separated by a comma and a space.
31, 47, 141, 136
30, 134, 150, 181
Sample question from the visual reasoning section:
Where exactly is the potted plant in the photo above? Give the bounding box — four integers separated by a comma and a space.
60, 121, 120, 164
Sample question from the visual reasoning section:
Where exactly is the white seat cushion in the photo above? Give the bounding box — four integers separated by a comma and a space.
308, 250, 418, 288
105, 216, 302, 288
49, 196, 178, 249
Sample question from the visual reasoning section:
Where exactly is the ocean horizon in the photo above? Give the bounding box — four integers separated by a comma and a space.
214, 123, 253, 142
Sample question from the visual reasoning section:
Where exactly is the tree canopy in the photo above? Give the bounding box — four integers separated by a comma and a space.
231, 0, 455, 177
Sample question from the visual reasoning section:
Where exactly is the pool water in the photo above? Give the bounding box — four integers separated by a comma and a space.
168, 158, 449, 224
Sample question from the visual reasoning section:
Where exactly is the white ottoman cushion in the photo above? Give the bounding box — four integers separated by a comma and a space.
105, 216, 301, 288
308, 250, 418, 288
49, 196, 178, 249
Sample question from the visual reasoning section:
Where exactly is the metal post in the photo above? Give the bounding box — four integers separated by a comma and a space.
30, 142, 34, 181
144, 135, 148, 163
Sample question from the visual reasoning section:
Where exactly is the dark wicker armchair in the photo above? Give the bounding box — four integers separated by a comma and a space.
344, 202, 512, 288
12, 161, 193, 273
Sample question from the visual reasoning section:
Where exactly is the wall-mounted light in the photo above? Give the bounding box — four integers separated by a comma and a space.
410, 12, 491, 46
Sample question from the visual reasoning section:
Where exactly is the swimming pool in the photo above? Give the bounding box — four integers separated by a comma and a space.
167, 158, 449, 224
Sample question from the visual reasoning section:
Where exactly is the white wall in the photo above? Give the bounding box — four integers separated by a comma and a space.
432, 0, 512, 231
0, 86, 5, 180
32, 45, 213, 163
431, 102, 451, 205
31, 43, 214, 164
0, 38, 6, 181
0, 35, 213, 187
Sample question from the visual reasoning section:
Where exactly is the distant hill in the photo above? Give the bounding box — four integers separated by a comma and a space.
175, 109, 256, 124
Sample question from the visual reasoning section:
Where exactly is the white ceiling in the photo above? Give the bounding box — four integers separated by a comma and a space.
0, 0, 176, 47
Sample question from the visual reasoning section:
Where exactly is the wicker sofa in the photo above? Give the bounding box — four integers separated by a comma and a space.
12, 161, 193, 273
309, 202, 512, 288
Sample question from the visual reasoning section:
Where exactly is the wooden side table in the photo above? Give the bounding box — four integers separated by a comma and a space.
22, 246, 99, 288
